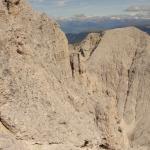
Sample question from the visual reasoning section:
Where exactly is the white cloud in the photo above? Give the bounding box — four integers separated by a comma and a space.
125, 5, 150, 18
126, 5, 150, 12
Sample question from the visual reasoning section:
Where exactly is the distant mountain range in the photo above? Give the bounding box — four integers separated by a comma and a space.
66, 25, 150, 43
57, 15, 150, 43
66, 32, 89, 44
138, 25, 150, 34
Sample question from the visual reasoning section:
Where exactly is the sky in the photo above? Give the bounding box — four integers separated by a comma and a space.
29, 0, 150, 18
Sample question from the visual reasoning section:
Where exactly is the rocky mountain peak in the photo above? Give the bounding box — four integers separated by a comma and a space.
0, 0, 150, 150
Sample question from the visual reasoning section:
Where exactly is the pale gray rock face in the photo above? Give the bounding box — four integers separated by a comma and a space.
70, 28, 150, 150
0, 0, 101, 149
0, 0, 150, 150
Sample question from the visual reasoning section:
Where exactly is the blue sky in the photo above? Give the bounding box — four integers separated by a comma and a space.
29, 0, 150, 18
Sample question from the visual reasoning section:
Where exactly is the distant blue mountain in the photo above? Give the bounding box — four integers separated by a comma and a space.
138, 26, 150, 34
58, 17, 150, 33
57, 16, 150, 43
66, 32, 89, 44
66, 26, 150, 44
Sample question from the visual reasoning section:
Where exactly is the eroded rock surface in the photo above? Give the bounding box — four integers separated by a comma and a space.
0, 0, 150, 150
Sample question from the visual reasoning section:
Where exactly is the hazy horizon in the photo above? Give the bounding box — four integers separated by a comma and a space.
29, 0, 150, 18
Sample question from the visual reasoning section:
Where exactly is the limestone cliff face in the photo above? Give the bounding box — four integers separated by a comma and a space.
0, 1, 102, 149
87, 28, 150, 150
70, 27, 150, 150
1, 1, 150, 150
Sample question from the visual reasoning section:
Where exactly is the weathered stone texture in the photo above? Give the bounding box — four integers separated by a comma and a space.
0, 1, 150, 150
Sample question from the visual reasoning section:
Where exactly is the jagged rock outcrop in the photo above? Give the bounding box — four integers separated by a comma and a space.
1, 0, 150, 150
0, 0, 102, 149
70, 27, 150, 150
69, 32, 104, 60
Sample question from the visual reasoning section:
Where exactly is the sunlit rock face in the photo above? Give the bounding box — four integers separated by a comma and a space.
0, 1, 150, 150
